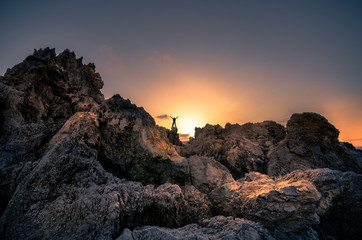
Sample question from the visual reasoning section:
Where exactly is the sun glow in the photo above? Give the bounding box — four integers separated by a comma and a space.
178, 116, 204, 138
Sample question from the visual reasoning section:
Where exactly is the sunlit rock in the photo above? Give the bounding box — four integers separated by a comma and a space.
209, 168, 361, 235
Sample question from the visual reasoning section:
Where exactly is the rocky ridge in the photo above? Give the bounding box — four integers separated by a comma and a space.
0, 48, 361, 240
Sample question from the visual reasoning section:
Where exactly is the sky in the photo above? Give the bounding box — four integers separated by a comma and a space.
1, 0, 361, 145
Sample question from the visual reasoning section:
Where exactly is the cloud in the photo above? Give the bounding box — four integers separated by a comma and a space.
179, 133, 191, 142
156, 114, 170, 120
97, 44, 124, 73
179, 133, 190, 138
148, 51, 175, 63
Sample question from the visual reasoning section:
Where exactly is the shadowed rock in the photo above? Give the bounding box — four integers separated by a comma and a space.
117, 216, 275, 240
179, 121, 286, 179
268, 112, 362, 176
0, 112, 211, 239
0, 48, 104, 215
1, 48, 361, 240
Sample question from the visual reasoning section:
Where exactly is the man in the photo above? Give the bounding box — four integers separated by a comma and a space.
170, 116, 178, 128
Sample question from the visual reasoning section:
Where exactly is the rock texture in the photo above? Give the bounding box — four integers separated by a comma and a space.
268, 112, 362, 176
1, 112, 211, 239
180, 121, 286, 179
0, 48, 361, 240
209, 169, 361, 235
0, 48, 104, 215
117, 216, 275, 240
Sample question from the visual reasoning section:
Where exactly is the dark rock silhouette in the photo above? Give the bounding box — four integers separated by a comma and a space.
0, 48, 361, 240
0, 48, 104, 215
166, 127, 183, 146
268, 112, 362, 176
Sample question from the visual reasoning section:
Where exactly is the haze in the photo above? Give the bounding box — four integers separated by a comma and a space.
1, 0, 361, 146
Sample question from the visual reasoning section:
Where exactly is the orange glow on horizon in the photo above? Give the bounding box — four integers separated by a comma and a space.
100, 52, 362, 148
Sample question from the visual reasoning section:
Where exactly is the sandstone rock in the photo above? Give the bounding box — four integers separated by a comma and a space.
179, 121, 286, 179
116, 216, 275, 240
268, 113, 362, 176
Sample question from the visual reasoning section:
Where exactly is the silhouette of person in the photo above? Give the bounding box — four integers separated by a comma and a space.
170, 116, 178, 128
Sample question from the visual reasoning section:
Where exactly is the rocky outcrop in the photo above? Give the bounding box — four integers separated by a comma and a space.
268, 112, 362, 176
0, 112, 211, 239
209, 168, 362, 236
95, 94, 189, 186
166, 127, 183, 146
179, 121, 286, 179
0, 48, 104, 214
1, 48, 361, 240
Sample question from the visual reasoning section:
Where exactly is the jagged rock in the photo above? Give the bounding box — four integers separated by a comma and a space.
268, 113, 362, 176
0, 112, 212, 239
95, 94, 190, 186
1, 48, 361, 240
0, 48, 104, 215
209, 168, 361, 234
156, 125, 182, 146
116, 216, 275, 240
167, 127, 183, 146
209, 171, 321, 231
179, 121, 286, 179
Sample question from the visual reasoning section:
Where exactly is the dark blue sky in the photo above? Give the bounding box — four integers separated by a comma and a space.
1, 0, 361, 144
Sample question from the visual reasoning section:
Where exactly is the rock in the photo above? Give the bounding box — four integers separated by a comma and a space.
157, 125, 182, 146
187, 155, 234, 193
209, 168, 361, 234
96, 94, 189, 186
0, 112, 212, 239
120, 182, 212, 229
268, 113, 362, 176
209, 171, 321, 231
0, 48, 104, 215
1, 48, 361, 240
179, 121, 286, 179
116, 216, 275, 240
94, 94, 234, 192
167, 127, 183, 146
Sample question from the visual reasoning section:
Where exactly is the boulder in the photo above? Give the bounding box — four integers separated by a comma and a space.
268, 113, 362, 176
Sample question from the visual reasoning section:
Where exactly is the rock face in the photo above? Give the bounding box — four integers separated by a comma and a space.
179, 121, 286, 179
0, 48, 361, 240
0, 48, 104, 215
209, 169, 361, 234
268, 112, 362, 176
0, 112, 211, 239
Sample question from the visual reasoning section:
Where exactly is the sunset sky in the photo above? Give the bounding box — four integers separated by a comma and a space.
1, 1, 361, 146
